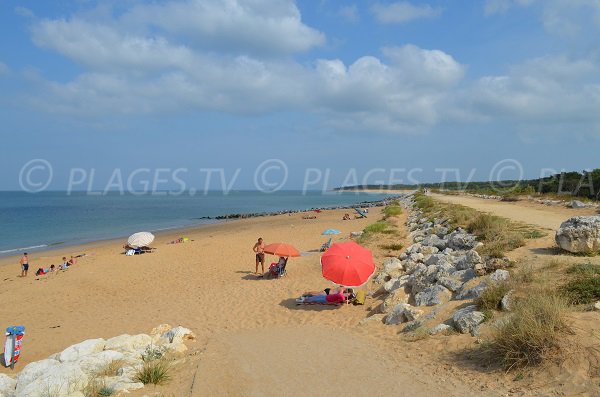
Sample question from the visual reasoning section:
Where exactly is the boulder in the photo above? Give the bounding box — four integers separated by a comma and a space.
490, 269, 510, 282
415, 285, 451, 306
453, 305, 486, 334
358, 314, 386, 326
76, 350, 125, 374
452, 269, 476, 283
57, 338, 106, 362
592, 301, 600, 311
105, 376, 145, 393
18, 362, 88, 397
383, 257, 403, 273
569, 200, 586, 208
422, 235, 447, 250
555, 216, 600, 253
409, 253, 425, 263
373, 272, 390, 285
425, 254, 451, 267
501, 290, 514, 311
428, 324, 452, 335
105, 334, 153, 353
384, 275, 410, 293
420, 246, 439, 256
437, 276, 463, 292
381, 289, 409, 313
456, 250, 482, 270
16, 359, 60, 393
456, 282, 488, 300
385, 303, 423, 325
448, 230, 477, 251
0, 374, 16, 397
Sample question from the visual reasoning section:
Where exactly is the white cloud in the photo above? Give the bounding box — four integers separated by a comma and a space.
467, 55, 600, 128
371, 1, 442, 24
338, 4, 359, 22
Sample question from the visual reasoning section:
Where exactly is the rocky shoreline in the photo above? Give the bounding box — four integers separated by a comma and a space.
364, 193, 512, 335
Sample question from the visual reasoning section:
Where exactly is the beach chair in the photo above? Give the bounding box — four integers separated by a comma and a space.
320, 238, 332, 252
268, 258, 288, 278
354, 208, 367, 218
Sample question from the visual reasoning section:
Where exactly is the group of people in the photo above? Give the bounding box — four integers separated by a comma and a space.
19, 252, 79, 278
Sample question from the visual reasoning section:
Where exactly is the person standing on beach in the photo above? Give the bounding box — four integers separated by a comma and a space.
253, 237, 265, 277
20, 253, 29, 277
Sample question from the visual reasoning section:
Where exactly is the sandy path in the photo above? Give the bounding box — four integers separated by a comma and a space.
430, 193, 596, 230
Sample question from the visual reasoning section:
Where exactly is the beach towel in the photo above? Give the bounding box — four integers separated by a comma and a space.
354, 290, 366, 305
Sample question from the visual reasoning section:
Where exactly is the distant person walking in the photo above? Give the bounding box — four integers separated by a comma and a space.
20, 253, 29, 277
253, 237, 265, 277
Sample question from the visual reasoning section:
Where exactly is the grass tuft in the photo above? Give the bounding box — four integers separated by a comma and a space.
83, 377, 114, 397
481, 290, 570, 370
476, 281, 511, 312
135, 360, 172, 385
96, 359, 125, 377
383, 205, 403, 218
379, 243, 404, 251
364, 221, 389, 234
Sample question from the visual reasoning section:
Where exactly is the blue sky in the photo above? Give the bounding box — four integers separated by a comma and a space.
1, 0, 599, 191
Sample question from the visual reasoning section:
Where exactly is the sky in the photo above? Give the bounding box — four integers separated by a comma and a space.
1, 0, 600, 191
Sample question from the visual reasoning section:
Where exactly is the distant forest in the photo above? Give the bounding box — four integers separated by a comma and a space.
336, 169, 600, 200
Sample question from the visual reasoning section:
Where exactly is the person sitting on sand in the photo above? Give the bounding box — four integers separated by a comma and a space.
60, 257, 70, 270
342, 213, 350, 220
67, 256, 77, 266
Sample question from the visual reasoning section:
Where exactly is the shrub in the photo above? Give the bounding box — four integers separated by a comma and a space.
83, 377, 114, 397
363, 221, 389, 234
383, 205, 403, 218
481, 291, 570, 370
561, 276, 600, 305
476, 281, 511, 311
135, 360, 172, 385
96, 359, 125, 377
566, 262, 600, 276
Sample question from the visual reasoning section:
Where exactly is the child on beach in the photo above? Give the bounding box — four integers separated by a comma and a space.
20, 253, 29, 277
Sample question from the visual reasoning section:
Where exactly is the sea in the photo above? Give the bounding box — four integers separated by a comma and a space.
0, 190, 397, 256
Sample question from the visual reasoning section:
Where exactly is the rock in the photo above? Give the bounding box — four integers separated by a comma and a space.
407, 243, 422, 254
399, 252, 408, 260
592, 301, 600, 311
16, 359, 61, 393
435, 262, 456, 279
409, 253, 425, 263
420, 246, 439, 255
105, 334, 153, 353
150, 324, 172, 336
456, 250, 482, 270
484, 257, 511, 271
407, 262, 426, 276
452, 269, 476, 282
555, 216, 600, 253
373, 272, 389, 285
570, 200, 586, 208
0, 374, 16, 397
57, 338, 106, 362
159, 326, 195, 344
358, 314, 386, 326
453, 305, 486, 334
501, 290, 514, 311
422, 234, 447, 250
415, 285, 451, 306
385, 303, 423, 325
456, 282, 488, 300
18, 362, 88, 397
384, 275, 409, 293
106, 376, 145, 393
437, 276, 463, 292
448, 229, 477, 251
425, 254, 450, 267
383, 257, 403, 273
381, 289, 409, 313
428, 324, 452, 335
76, 350, 125, 374
490, 269, 510, 282
473, 263, 486, 276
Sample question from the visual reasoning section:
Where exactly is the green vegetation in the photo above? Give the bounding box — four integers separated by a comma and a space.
561, 263, 600, 304
83, 378, 114, 397
97, 359, 125, 377
481, 291, 570, 370
383, 205, 403, 218
379, 243, 404, 251
476, 281, 511, 312
135, 360, 172, 385
364, 221, 389, 234
141, 344, 167, 362
414, 192, 542, 258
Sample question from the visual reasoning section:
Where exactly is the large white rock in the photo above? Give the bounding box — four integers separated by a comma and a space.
414, 285, 451, 306
16, 358, 60, 392
18, 362, 88, 397
0, 374, 16, 397
490, 269, 510, 282
76, 350, 125, 374
106, 376, 145, 393
385, 303, 423, 325
383, 257, 403, 273
555, 216, 600, 253
159, 326, 195, 344
105, 334, 153, 353
57, 338, 106, 362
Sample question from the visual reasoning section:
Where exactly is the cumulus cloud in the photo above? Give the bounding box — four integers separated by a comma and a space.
467, 55, 600, 128
371, 1, 442, 24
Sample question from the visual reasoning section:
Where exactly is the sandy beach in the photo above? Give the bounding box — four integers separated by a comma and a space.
2, 198, 599, 396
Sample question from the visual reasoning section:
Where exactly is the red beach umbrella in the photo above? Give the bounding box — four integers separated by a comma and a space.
320, 241, 375, 287
263, 243, 301, 258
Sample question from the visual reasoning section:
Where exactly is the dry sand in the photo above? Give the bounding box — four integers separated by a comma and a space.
1, 198, 599, 396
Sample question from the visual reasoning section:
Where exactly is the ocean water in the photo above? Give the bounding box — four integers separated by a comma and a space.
0, 191, 395, 255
